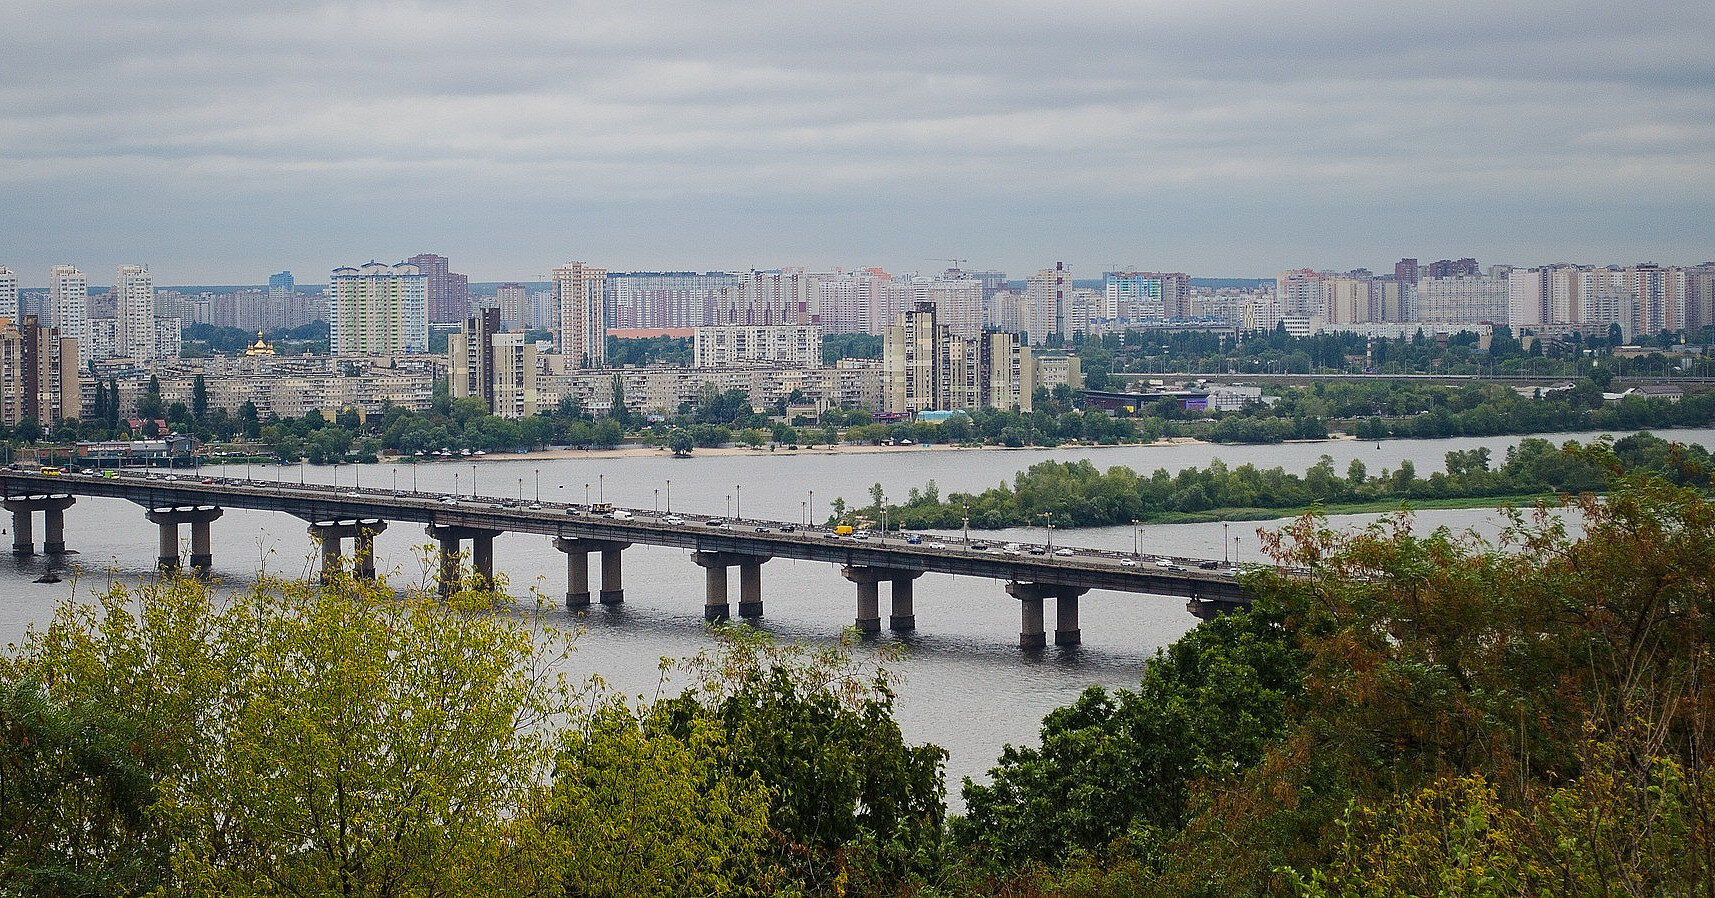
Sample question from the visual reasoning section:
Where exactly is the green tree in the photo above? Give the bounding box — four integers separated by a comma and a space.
667, 429, 695, 457
2, 572, 572, 896
529, 698, 774, 897
190, 375, 208, 423
666, 628, 947, 894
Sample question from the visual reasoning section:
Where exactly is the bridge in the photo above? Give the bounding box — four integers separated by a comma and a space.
0, 470, 1253, 649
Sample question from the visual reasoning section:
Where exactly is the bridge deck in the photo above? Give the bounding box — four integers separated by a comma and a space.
0, 470, 1252, 604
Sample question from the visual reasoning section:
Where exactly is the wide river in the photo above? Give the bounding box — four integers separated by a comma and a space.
5, 426, 1709, 805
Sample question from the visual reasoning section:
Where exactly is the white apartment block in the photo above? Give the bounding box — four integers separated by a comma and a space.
693, 324, 822, 369
328, 262, 429, 356
0, 268, 15, 322
1414, 275, 1510, 324
154, 316, 182, 361
553, 262, 606, 368
115, 265, 156, 361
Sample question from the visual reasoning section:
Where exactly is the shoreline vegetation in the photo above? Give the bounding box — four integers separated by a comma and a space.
60, 370, 1715, 467
826, 431, 1712, 531
8, 469, 1715, 894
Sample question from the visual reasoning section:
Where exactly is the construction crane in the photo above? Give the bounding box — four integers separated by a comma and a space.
930, 258, 970, 276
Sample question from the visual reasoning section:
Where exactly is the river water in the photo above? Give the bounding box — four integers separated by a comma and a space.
4, 426, 1708, 802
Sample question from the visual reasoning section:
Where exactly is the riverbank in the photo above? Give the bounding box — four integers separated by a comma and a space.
454, 435, 1355, 462
1131, 492, 1563, 527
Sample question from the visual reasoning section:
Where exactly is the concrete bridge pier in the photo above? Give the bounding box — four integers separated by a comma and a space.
888, 571, 924, 631
1006, 582, 1090, 648
694, 551, 731, 620
691, 551, 771, 621
146, 505, 223, 574
426, 524, 503, 597
309, 519, 388, 582
599, 543, 628, 604
554, 538, 593, 607
842, 567, 922, 633
3, 493, 76, 556
554, 539, 633, 609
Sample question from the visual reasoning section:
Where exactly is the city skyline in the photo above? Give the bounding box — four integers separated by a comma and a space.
2, 1, 1709, 282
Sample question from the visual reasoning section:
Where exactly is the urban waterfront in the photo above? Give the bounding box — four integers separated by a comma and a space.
4, 426, 1700, 797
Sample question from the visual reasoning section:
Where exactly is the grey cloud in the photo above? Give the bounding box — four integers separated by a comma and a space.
0, 0, 1710, 281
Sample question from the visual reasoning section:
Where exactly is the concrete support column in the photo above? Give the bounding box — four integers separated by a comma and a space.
556, 539, 591, 608
42, 507, 65, 556
319, 532, 343, 582
600, 545, 625, 605
695, 552, 730, 621
738, 558, 764, 619
889, 574, 921, 631
190, 519, 214, 574
353, 524, 385, 580
4, 494, 74, 557
1007, 582, 1050, 649
149, 506, 220, 575
157, 521, 180, 571
432, 532, 460, 599
1055, 589, 1086, 646
843, 567, 899, 634
856, 580, 881, 632
11, 510, 33, 557
471, 533, 495, 589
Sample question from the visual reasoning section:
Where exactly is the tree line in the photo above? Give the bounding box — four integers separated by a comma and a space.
848, 431, 1712, 530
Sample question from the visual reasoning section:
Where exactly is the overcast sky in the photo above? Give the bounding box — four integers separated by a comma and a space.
2, 0, 1710, 284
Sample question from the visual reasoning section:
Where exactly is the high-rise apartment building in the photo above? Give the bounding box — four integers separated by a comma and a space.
607, 271, 741, 329
489, 332, 538, 419
328, 262, 429, 356
1688, 264, 1715, 332
496, 283, 527, 331
1507, 268, 1549, 328
814, 269, 891, 335
1103, 271, 1192, 320
1627, 264, 1686, 335
1276, 269, 1327, 318
926, 274, 984, 340
0, 268, 15, 322
115, 265, 156, 361
0, 316, 78, 426
553, 262, 607, 368
1426, 258, 1480, 279
1023, 262, 1070, 345
48, 266, 88, 369
1324, 275, 1376, 325
1415, 274, 1510, 324
719, 269, 812, 327
1394, 258, 1419, 287
448, 306, 535, 417
883, 301, 1031, 415
449, 307, 501, 409
409, 253, 470, 324
268, 271, 295, 303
